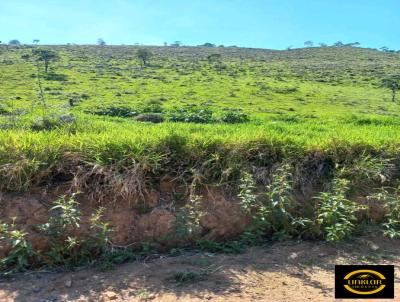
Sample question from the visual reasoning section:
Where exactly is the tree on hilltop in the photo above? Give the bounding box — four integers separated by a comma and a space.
9, 39, 21, 46
97, 38, 106, 46
304, 41, 314, 47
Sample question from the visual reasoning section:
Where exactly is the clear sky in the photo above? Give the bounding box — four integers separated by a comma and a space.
0, 0, 399, 50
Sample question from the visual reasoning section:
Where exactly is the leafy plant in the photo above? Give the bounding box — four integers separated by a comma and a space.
39, 193, 81, 238
316, 178, 365, 242
367, 187, 400, 238
174, 193, 204, 239
0, 218, 35, 275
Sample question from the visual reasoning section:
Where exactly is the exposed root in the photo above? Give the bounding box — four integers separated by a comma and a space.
70, 162, 148, 203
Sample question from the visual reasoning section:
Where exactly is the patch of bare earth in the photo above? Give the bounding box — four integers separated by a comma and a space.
1, 235, 399, 302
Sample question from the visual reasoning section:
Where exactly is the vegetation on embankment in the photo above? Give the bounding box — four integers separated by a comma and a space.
1, 44, 400, 275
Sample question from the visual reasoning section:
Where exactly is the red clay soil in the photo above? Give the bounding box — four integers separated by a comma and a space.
0, 187, 249, 258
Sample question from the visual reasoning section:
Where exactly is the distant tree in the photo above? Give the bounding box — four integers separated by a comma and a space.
171, 41, 181, 47
333, 41, 344, 47
136, 48, 152, 66
380, 46, 389, 52
304, 41, 314, 47
97, 38, 106, 46
218, 45, 225, 47
382, 75, 400, 103
163, 42, 168, 46
346, 42, 360, 47
286, 45, 293, 51
32, 49, 59, 73
9, 39, 21, 46
33, 39, 40, 45
202, 42, 216, 47
319, 43, 328, 47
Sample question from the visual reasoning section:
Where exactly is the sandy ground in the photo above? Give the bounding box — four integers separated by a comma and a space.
0, 235, 399, 302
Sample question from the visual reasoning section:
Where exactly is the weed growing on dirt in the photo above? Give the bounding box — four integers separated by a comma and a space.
367, 187, 400, 238
0, 218, 35, 275
238, 164, 312, 243
174, 193, 205, 239
316, 178, 366, 242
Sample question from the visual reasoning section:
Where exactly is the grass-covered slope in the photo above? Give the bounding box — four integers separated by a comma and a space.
0, 44, 400, 191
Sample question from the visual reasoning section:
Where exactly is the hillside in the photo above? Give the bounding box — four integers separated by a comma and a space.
1, 45, 400, 277
1, 45, 400, 119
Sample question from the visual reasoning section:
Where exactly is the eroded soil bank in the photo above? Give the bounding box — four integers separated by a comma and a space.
0, 183, 250, 258
1, 236, 399, 302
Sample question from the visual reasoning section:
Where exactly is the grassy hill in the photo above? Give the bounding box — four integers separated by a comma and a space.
1, 46, 400, 181
2, 45, 400, 118
1, 45, 400, 273
0, 45, 400, 188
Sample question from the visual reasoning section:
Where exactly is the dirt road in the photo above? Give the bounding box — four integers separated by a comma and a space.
1, 235, 399, 302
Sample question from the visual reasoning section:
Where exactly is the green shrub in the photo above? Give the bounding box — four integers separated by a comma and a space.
174, 194, 204, 239
0, 219, 35, 275
219, 110, 249, 123
167, 106, 214, 123
367, 187, 400, 238
316, 178, 365, 242
0, 104, 10, 115
141, 103, 164, 113
30, 114, 76, 131
93, 106, 138, 118
135, 113, 164, 123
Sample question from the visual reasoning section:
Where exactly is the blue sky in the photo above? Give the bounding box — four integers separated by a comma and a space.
0, 0, 399, 49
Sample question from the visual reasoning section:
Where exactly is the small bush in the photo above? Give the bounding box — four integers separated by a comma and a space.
135, 113, 164, 123
93, 106, 138, 118
167, 106, 214, 123
0, 104, 10, 115
141, 103, 164, 113
316, 178, 365, 242
174, 194, 204, 239
219, 110, 249, 123
0, 219, 35, 275
367, 187, 400, 239
30, 114, 76, 131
